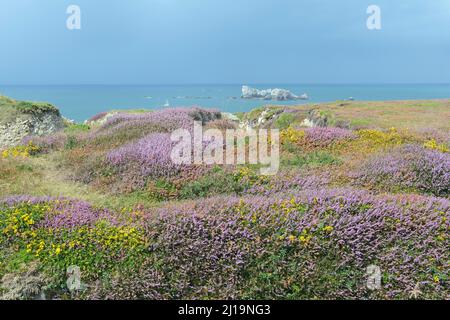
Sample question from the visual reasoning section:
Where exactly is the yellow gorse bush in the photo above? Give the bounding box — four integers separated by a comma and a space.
1, 204, 49, 240
1, 141, 40, 159
234, 166, 268, 186
25, 223, 145, 259
332, 127, 415, 155
357, 128, 406, 148
423, 139, 449, 153
0, 201, 147, 279
280, 126, 305, 144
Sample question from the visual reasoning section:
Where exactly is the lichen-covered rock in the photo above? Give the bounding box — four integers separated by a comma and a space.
301, 109, 329, 127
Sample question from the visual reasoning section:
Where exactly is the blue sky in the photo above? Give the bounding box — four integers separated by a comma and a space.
0, 0, 449, 84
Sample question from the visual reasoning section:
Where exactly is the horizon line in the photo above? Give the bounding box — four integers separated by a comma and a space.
1, 82, 450, 87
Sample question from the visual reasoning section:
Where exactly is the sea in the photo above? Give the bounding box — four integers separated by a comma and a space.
0, 84, 449, 122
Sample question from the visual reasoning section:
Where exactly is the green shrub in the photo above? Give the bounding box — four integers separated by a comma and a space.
15, 101, 60, 116
64, 124, 90, 135
179, 167, 243, 199
0, 96, 60, 125
64, 136, 79, 150
282, 151, 342, 167
275, 113, 296, 129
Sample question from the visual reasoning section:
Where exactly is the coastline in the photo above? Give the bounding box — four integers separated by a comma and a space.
1, 84, 450, 122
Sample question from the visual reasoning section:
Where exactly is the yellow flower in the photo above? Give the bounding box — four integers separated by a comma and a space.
299, 235, 312, 245
323, 225, 334, 233
0, 142, 41, 159
433, 275, 440, 283
288, 235, 296, 242
424, 139, 449, 153
280, 126, 304, 144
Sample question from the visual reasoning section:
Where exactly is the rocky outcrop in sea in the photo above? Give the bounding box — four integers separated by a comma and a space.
241, 85, 308, 101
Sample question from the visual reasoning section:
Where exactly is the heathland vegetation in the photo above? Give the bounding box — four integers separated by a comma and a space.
0, 97, 448, 299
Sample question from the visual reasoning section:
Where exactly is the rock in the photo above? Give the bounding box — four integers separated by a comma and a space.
85, 111, 119, 126
0, 97, 65, 148
241, 107, 284, 129
257, 109, 271, 125
335, 119, 351, 129
301, 109, 328, 128
300, 93, 309, 100
241, 86, 308, 101
221, 112, 240, 122
62, 116, 76, 125
300, 118, 315, 128
0, 261, 49, 300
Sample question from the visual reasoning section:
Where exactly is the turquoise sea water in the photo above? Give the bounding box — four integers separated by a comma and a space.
0, 84, 449, 122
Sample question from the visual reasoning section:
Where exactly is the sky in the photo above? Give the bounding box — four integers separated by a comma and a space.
0, 0, 449, 85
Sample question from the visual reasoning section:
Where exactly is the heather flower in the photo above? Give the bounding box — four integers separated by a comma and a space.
106, 133, 184, 180
93, 107, 220, 139
2, 190, 448, 300
304, 127, 356, 147
414, 128, 450, 145
38, 200, 118, 229
354, 144, 450, 196
0, 196, 118, 229
281, 127, 356, 149
244, 171, 330, 196
21, 133, 67, 153
96, 188, 448, 299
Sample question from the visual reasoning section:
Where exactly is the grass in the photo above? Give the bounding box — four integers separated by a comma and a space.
0, 154, 159, 211
281, 151, 342, 168
64, 123, 91, 135
0, 96, 60, 125
274, 113, 296, 129
286, 99, 450, 130
261, 99, 450, 131
349, 118, 372, 128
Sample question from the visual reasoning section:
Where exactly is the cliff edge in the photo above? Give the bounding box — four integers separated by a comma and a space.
0, 96, 65, 148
